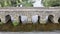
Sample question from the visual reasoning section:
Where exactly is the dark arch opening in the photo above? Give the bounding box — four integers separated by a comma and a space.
0, 18, 1, 22
46, 15, 54, 23
58, 17, 60, 23
19, 16, 22, 24
5, 15, 12, 24
38, 16, 40, 24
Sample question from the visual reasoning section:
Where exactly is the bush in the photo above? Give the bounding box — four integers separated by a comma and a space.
42, 0, 60, 7
12, 21, 19, 26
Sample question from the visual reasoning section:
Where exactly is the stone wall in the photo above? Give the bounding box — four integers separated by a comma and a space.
0, 7, 60, 23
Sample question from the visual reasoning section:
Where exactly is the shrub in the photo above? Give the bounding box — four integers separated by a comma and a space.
12, 21, 19, 26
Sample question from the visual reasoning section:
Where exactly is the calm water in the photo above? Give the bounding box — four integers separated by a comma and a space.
0, 32, 60, 34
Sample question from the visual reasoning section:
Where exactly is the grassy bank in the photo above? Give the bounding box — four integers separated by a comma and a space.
0, 23, 60, 32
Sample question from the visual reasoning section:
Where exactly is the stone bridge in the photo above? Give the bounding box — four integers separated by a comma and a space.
0, 7, 60, 24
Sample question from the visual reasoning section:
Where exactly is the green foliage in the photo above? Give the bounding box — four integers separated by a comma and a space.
22, 1, 33, 7
12, 21, 19, 26
0, 22, 4, 25
42, 0, 60, 7
0, 0, 33, 7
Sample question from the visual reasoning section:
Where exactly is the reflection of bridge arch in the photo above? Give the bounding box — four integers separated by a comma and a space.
5, 14, 12, 23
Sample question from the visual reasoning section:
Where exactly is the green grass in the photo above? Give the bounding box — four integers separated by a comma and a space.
12, 21, 19, 26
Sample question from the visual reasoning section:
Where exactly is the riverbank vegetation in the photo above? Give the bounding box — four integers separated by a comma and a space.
0, 0, 60, 7
0, 0, 33, 7
42, 0, 60, 7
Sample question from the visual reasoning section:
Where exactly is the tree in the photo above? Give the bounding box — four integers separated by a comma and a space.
0, 0, 34, 7
42, 0, 60, 7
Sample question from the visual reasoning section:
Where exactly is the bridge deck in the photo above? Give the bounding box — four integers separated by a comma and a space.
0, 7, 60, 11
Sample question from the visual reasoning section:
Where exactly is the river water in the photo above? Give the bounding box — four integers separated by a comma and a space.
0, 32, 60, 34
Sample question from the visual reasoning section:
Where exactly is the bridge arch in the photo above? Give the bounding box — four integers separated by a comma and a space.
46, 15, 54, 23
5, 14, 12, 24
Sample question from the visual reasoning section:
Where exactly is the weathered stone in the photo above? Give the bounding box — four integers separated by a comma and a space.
0, 7, 60, 23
